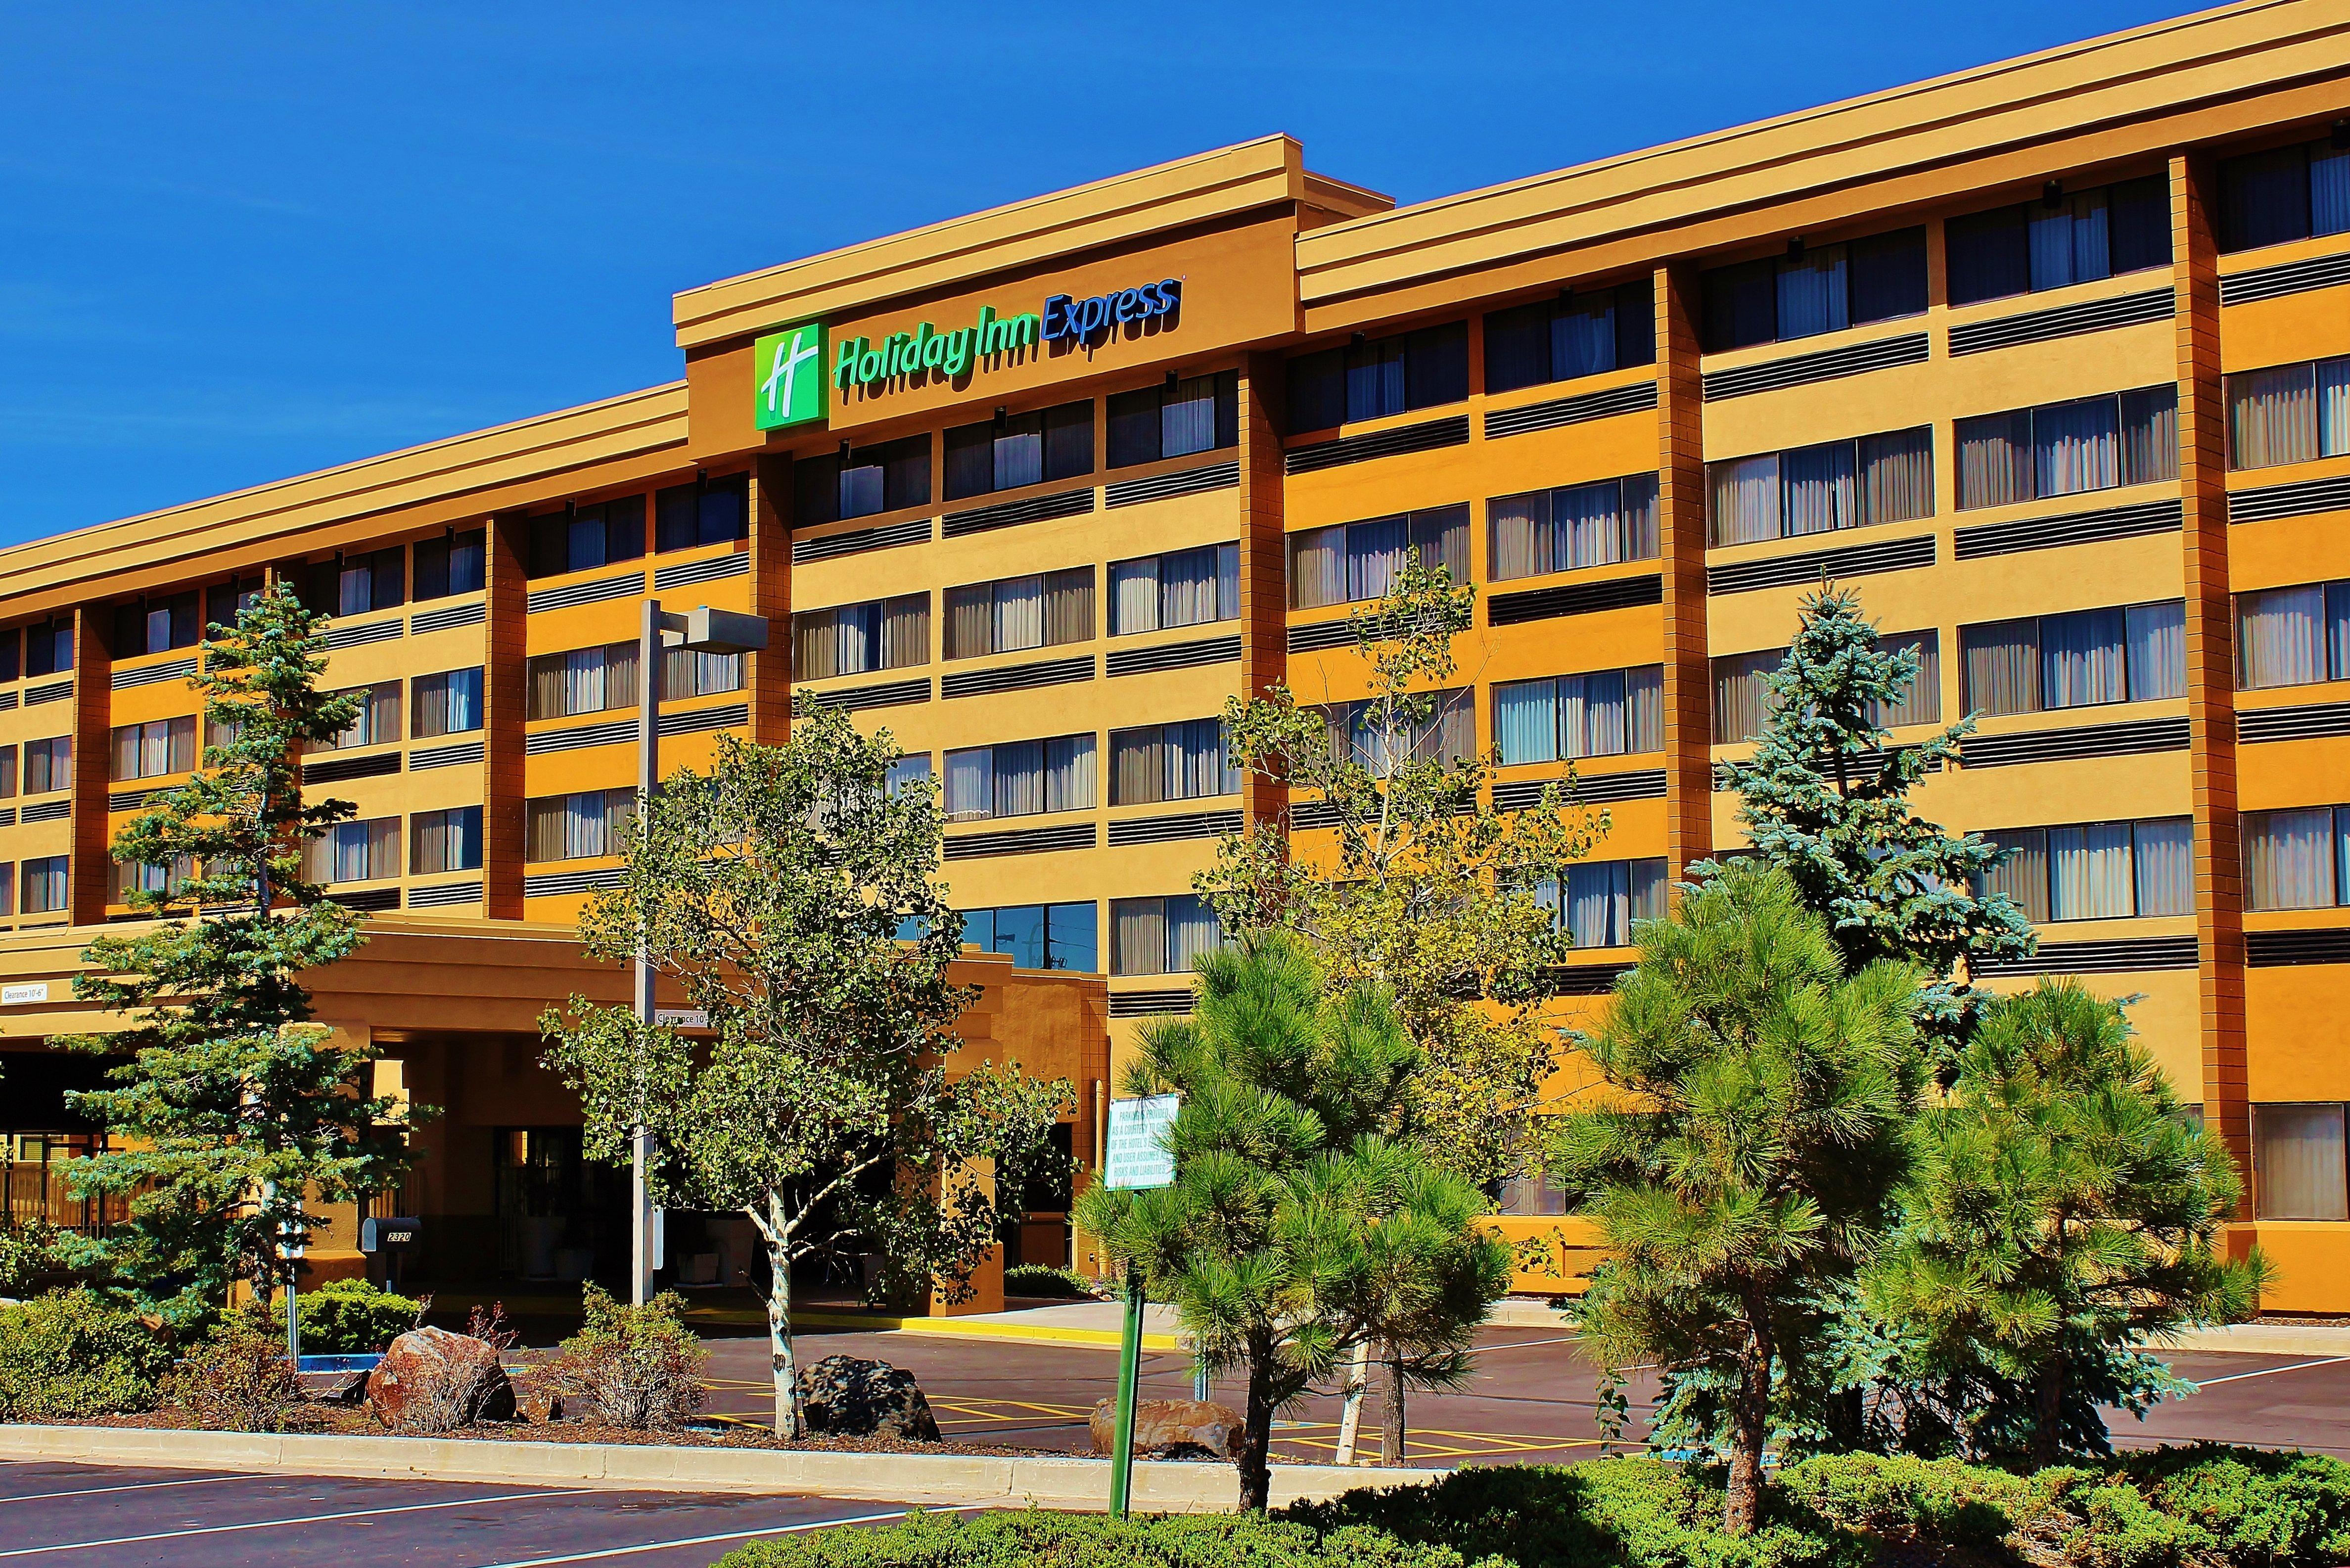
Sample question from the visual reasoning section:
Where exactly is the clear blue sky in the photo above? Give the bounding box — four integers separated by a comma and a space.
1, 0, 2196, 546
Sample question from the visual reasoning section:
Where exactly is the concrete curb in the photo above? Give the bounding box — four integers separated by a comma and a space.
0, 1426, 1443, 1513
2162, 1324, 2350, 1358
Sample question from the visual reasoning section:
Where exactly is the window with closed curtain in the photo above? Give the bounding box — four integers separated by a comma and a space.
0, 748, 16, 800
1538, 858, 1667, 947
2220, 137, 2350, 253
109, 716, 196, 781
1960, 603, 2183, 716
1955, 388, 2177, 509
1493, 667, 1664, 765
659, 646, 743, 699
526, 789, 636, 862
2242, 805, 2350, 911
1286, 323, 1469, 431
1110, 719, 1237, 805
1946, 176, 2170, 306
113, 854, 196, 905
1866, 632, 1943, 729
314, 682, 402, 751
412, 668, 483, 739
653, 475, 749, 553
793, 596, 929, 679
2253, 1103, 2350, 1220
528, 642, 638, 720
412, 806, 484, 875
1288, 507, 1470, 610
1699, 228, 1927, 351
1488, 474, 1661, 581
943, 734, 1097, 822
944, 401, 1094, 499
21, 856, 68, 914
943, 570, 1092, 659
1710, 650, 1785, 743
307, 817, 400, 884
1322, 689, 1474, 775
1975, 817, 2194, 922
1107, 544, 1240, 635
2236, 580, 2350, 690
23, 738, 70, 794
2227, 356, 2350, 470
1482, 281, 1656, 395
1705, 427, 1936, 547
1110, 893, 1220, 976
414, 529, 487, 599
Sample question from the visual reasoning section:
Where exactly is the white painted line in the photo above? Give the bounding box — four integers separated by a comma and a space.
1482, 1335, 1582, 1351
2191, 1355, 2350, 1387
464, 1503, 975, 1568
0, 1487, 591, 1557
0, 1474, 250, 1504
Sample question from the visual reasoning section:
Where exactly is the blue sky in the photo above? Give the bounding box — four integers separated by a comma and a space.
0, 0, 2195, 546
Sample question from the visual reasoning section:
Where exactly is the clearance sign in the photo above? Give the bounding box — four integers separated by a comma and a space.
752, 277, 1183, 432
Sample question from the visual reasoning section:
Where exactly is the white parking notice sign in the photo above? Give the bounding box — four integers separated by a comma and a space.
1103, 1094, 1179, 1190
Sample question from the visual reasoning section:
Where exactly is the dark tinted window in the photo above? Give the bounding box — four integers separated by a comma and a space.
529, 496, 646, 577
1947, 177, 2172, 306
654, 475, 749, 552
1700, 227, 1927, 351
1482, 281, 1655, 396
413, 530, 486, 600
942, 401, 1094, 499
1286, 321, 1468, 431
792, 435, 930, 526
2221, 137, 2350, 253
1105, 373, 1239, 468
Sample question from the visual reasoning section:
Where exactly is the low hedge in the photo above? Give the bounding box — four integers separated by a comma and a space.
715, 1508, 1480, 1568
1003, 1265, 1097, 1300
267, 1276, 422, 1356
0, 1288, 174, 1421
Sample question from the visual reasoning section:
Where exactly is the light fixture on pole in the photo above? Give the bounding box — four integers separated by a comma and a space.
632, 597, 769, 1307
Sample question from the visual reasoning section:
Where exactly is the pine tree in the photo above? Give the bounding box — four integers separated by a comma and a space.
1546, 860, 1926, 1534
60, 583, 417, 1327
1703, 585, 2034, 1063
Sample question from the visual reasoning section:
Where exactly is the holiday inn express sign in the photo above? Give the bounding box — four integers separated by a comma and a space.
752, 277, 1184, 431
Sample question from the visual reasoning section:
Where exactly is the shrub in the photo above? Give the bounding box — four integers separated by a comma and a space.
266, 1276, 422, 1356
0, 1221, 67, 1299
0, 1288, 172, 1420
164, 1313, 316, 1432
1003, 1264, 1095, 1299
542, 1285, 705, 1430
714, 1508, 1478, 1568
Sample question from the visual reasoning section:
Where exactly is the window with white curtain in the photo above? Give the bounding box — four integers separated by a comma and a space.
1705, 428, 1933, 546
1493, 667, 1664, 765
659, 646, 744, 700
314, 682, 403, 751
886, 755, 933, 798
412, 668, 483, 739
21, 856, 68, 915
2227, 356, 2350, 470
1868, 632, 1943, 729
1975, 817, 2194, 922
528, 642, 638, 720
1711, 648, 1786, 743
1319, 690, 1474, 775
1110, 893, 1221, 976
958, 902, 1099, 972
2242, 805, 2350, 911
306, 816, 401, 884
109, 716, 196, 781
2253, 1103, 2349, 1220
2220, 137, 2350, 253
1488, 474, 1661, 581
1536, 858, 1667, 947
1107, 544, 1241, 635
526, 789, 637, 863
1955, 387, 2176, 509
1110, 719, 1237, 806
1959, 601, 2185, 716
943, 734, 1097, 822
1288, 506, 1471, 610
2236, 580, 2350, 690
792, 595, 929, 680
23, 737, 71, 795
113, 853, 196, 905
412, 806, 484, 874
944, 569, 1094, 659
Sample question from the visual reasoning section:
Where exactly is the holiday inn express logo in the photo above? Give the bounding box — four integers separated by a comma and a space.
753, 323, 827, 431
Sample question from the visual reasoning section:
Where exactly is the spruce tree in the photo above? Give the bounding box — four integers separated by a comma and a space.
60, 583, 417, 1327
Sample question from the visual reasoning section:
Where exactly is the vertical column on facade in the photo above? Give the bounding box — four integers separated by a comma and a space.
68, 605, 113, 925
2170, 152, 2252, 1223
746, 454, 793, 746
1236, 351, 1289, 831
482, 515, 530, 920
1653, 264, 1713, 882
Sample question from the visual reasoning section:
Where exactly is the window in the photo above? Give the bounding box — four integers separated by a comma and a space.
660, 646, 743, 699
0, 629, 17, 684
412, 806, 485, 875
307, 817, 400, 884
315, 682, 403, 751
1706, 428, 1932, 546
1700, 228, 1927, 351
1111, 893, 1221, 976
2254, 1103, 2350, 1220
413, 529, 487, 599
21, 857, 68, 915
527, 789, 637, 862
298, 546, 406, 615
1538, 858, 1667, 947
2236, 581, 2350, 690
1974, 817, 2194, 922
23, 618, 72, 678
1108, 544, 1240, 635
207, 577, 263, 632
1945, 177, 2171, 305
528, 643, 638, 720
1287, 323, 1469, 431
23, 737, 71, 794
1483, 282, 1656, 395
109, 717, 196, 781
1712, 649, 1784, 743
791, 435, 931, 525
1106, 373, 1238, 468
654, 474, 748, 553
2242, 805, 2350, 911
945, 401, 1094, 498
0, 863, 14, 915
1493, 667, 1664, 764
0, 747, 16, 799
1489, 474, 1660, 581
112, 591, 200, 656
943, 734, 1097, 822
1288, 506, 1470, 610
114, 855, 195, 905
792, 596, 930, 679
1319, 689, 1474, 774
1869, 632, 1944, 729
2226, 357, 2350, 470
412, 668, 484, 738
1111, 720, 1237, 805
2219, 136, 2350, 253
1954, 387, 2178, 509
959, 902, 1098, 972
528, 496, 645, 577
944, 569, 1094, 659
1960, 601, 2186, 716
886, 754, 933, 798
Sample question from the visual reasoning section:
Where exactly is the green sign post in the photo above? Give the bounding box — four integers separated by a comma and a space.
1103, 1092, 1180, 1518
752, 322, 827, 431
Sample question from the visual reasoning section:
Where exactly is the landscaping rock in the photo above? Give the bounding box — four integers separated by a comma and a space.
1089, 1396, 1242, 1459
794, 1355, 939, 1441
364, 1326, 515, 1429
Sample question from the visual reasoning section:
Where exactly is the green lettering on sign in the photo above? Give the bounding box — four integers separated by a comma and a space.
753, 323, 827, 431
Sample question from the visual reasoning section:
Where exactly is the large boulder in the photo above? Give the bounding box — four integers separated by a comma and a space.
1089, 1396, 1243, 1459
364, 1326, 515, 1430
794, 1354, 939, 1441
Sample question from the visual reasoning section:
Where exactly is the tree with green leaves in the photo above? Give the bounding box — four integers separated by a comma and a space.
1200, 556, 1604, 1186
59, 582, 418, 1328
1866, 978, 2268, 1467
1702, 585, 2034, 1067
541, 705, 1070, 1438
1546, 860, 1927, 1535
